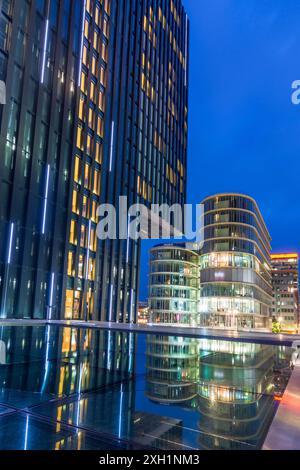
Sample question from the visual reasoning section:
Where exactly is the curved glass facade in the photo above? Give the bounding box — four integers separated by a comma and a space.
196, 339, 275, 449
146, 335, 199, 403
200, 194, 272, 329
144, 335, 292, 449
149, 245, 199, 326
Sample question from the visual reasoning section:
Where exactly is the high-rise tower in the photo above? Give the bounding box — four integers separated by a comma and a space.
0, 0, 189, 321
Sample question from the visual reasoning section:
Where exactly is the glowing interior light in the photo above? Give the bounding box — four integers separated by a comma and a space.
109, 121, 115, 172
42, 164, 50, 234
7, 223, 14, 264
78, 0, 87, 86
41, 20, 49, 84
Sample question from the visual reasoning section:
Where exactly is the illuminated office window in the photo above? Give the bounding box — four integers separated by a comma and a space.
82, 196, 89, 218
93, 169, 100, 195
84, 19, 89, 40
84, 163, 90, 189
72, 190, 79, 214
70, 219, 77, 244
86, 134, 93, 156
80, 225, 86, 248
91, 199, 97, 222
103, 18, 109, 38
67, 251, 75, 276
92, 54, 96, 74
82, 45, 88, 66
104, 0, 110, 16
78, 96, 85, 121
95, 141, 102, 163
98, 90, 105, 112
88, 107, 94, 129
74, 155, 81, 183
90, 81, 96, 103
97, 116, 103, 137
78, 255, 84, 278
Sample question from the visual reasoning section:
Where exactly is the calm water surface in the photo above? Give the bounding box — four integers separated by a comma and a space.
0, 325, 293, 450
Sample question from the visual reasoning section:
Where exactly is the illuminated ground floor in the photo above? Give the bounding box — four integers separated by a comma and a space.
199, 312, 271, 330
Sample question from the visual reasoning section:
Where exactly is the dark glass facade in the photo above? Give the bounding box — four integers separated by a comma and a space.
0, 0, 189, 321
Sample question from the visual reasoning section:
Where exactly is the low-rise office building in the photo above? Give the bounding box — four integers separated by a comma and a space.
148, 194, 274, 330
148, 244, 199, 327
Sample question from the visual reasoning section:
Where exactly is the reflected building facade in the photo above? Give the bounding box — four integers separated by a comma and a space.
0, 324, 293, 450
0, 324, 136, 448
145, 335, 287, 450
197, 339, 275, 449
146, 335, 199, 403
0, 0, 189, 322
0, 324, 184, 450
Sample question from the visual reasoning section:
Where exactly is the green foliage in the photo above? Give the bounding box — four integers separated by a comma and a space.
272, 321, 282, 334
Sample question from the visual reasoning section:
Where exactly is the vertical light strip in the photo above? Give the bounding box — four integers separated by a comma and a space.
118, 383, 124, 438
85, 220, 92, 280
109, 283, 113, 321
42, 164, 50, 234
78, 0, 87, 86
109, 121, 115, 172
48, 272, 55, 320
128, 333, 134, 373
107, 331, 112, 370
184, 14, 188, 87
76, 364, 84, 427
24, 415, 29, 450
41, 19, 49, 84
41, 325, 50, 394
130, 288, 134, 323
7, 222, 14, 264
126, 215, 130, 263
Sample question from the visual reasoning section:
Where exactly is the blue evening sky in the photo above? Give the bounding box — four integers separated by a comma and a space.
139, 0, 300, 301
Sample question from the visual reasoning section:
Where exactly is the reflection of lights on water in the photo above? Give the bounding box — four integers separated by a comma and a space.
214, 370, 224, 379
24, 415, 29, 450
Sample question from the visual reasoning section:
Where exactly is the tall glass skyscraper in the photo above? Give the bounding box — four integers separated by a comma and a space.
0, 0, 189, 321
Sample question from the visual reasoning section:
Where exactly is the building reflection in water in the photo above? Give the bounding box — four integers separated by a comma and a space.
146, 335, 292, 450
0, 325, 292, 450
0, 326, 185, 450
0, 326, 136, 449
